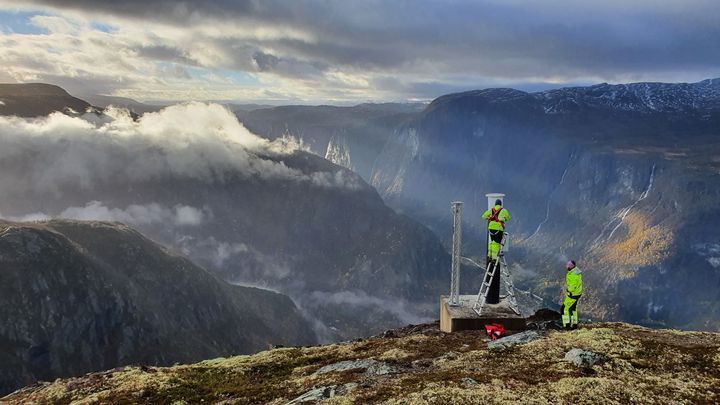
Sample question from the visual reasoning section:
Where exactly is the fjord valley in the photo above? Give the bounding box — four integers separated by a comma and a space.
1, 1, 719, 402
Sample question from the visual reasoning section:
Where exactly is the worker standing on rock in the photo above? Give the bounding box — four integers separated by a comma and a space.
481, 199, 510, 261
562, 260, 583, 330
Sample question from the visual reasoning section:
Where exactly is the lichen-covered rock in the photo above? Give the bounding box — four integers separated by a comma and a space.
460, 377, 478, 386
315, 359, 397, 376
286, 386, 336, 404
488, 331, 543, 350
564, 348, 603, 367
437, 351, 460, 361
411, 358, 433, 368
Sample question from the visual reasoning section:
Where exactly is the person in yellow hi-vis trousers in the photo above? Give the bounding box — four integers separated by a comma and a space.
562, 260, 583, 330
481, 199, 510, 261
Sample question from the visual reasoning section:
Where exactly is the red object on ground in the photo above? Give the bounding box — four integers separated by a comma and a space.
485, 323, 505, 340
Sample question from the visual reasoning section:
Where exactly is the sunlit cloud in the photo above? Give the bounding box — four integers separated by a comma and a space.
1, 0, 719, 103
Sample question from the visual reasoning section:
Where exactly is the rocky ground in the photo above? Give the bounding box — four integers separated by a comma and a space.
4, 319, 719, 404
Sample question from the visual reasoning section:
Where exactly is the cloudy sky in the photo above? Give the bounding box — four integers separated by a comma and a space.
1, 0, 718, 104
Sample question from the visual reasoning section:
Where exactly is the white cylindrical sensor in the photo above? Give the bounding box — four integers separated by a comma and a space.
485, 193, 505, 209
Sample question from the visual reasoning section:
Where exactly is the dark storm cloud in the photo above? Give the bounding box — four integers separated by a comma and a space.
21, 0, 260, 24
251, 50, 325, 79
252, 51, 279, 71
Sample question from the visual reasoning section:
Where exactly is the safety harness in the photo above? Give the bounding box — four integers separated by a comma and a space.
487, 207, 506, 228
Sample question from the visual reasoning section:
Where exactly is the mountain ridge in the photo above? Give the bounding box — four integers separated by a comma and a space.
0, 83, 93, 117
0, 219, 316, 395
429, 78, 720, 114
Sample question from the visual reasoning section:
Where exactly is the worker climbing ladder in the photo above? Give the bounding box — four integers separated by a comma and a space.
440, 194, 526, 334
473, 232, 520, 316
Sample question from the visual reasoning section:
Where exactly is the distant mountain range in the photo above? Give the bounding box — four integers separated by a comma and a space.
0, 83, 93, 117
236, 79, 720, 185
0, 219, 315, 395
76, 94, 164, 115
537, 78, 720, 113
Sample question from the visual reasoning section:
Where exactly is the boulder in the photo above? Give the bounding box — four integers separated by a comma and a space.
488, 331, 543, 350
460, 377, 479, 386
286, 386, 336, 404
315, 359, 397, 376
564, 348, 602, 367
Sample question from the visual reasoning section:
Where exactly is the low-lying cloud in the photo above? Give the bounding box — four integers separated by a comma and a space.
1, 201, 209, 227
63, 201, 208, 226
0, 102, 361, 197
308, 290, 433, 326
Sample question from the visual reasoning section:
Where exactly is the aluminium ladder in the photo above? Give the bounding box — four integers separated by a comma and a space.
472, 232, 520, 316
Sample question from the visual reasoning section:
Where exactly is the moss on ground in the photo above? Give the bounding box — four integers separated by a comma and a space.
3, 322, 719, 404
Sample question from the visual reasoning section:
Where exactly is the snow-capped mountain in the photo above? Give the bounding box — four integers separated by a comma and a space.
536, 78, 720, 114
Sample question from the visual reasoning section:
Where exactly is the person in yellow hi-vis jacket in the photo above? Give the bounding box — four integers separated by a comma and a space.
481, 199, 510, 261
562, 260, 583, 330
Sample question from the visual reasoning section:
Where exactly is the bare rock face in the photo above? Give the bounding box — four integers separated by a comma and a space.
236, 103, 425, 180
0, 219, 316, 396
325, 134, 354, 171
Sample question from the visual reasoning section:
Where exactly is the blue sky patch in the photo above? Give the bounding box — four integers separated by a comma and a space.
0, 10, 48, 34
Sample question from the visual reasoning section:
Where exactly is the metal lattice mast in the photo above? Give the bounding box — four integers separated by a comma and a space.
449, 201, 463, 306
